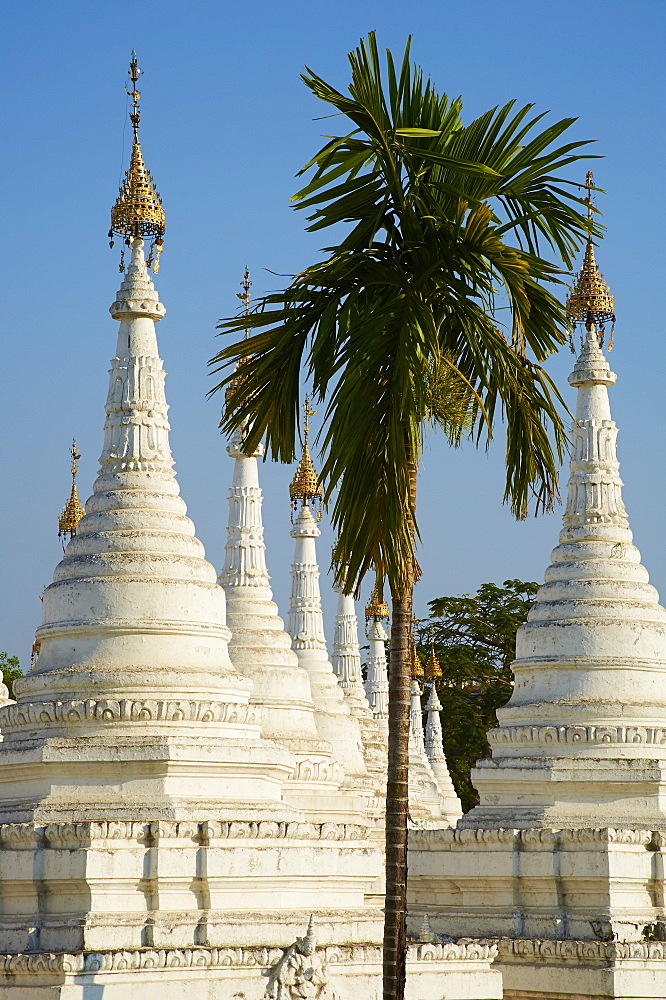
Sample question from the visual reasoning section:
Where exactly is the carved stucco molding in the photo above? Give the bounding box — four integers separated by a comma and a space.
0, 698, 260, 733
0, 941, 498, 978
497, 937, 666, 963
0, 819, 372, 850
410, 826, 660, 849
489, 723, 666, 748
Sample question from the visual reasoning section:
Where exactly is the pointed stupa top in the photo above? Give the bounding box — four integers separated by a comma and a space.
225, 267, 252, 405
425, 642, 442, 680
109, 53, 165, 272
411, 640, 424, 680
565, 173, 615, 345
58, 441, 85, 541
289, 398, 322, 510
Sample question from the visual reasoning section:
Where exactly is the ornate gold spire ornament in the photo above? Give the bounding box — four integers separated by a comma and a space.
425, 640, 442, 681
566, 172, 615, 351
289, 397, 323, 519
225, 267, 253, 405
411, 640, 424, 681
365, 586, 390, 622
58, 441, 85, 546
109, 52, 165, 273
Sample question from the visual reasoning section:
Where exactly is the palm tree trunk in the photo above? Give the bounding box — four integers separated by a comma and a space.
383, 461, 417, 1000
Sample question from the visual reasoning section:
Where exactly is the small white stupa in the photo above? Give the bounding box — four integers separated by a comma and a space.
423, 646, 462, 823
408, 647, 462, 825
331, 581, 390, 796
363, 588, 390, 727
287, 402, 367, 780
409, 178, 666, 998
331, 584, 367, 710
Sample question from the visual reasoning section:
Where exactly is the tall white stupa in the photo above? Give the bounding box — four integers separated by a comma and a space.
0, 56, 390, 996
409, 176, 666, 999
0, 56, 506, 1000
218, 272, 347, 814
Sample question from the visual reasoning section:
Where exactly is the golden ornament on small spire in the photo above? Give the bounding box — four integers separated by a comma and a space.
425, 641, 442, 680
365, 586, 389, 622
226, 267, 253, 406
566, 172, 615, 350
289, 397, 322, 518
58, 440, 85, 545
411, 640, 424, 681
109, 52, 165, 273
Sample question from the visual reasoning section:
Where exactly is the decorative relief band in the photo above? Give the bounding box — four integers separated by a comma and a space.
0, 698, 258, 732
488, 724, 666, 748
497, 937, 666, 963
0, 940, 497, 978
410, 827, 657, 848
0, 819, 371, 849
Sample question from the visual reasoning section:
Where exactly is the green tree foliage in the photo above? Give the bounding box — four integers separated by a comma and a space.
415, 580, 538, 812
0, 653, 21, 700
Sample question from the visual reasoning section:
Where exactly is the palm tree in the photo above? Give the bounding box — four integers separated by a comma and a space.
210, 34, 597, 1000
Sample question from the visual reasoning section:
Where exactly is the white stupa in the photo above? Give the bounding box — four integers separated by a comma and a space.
422, 647, 462, 823
218, 274, 344, 809
363, 589, 390, 729
409, 201, 666, 997
286, 404, 367, 780
331, 582, 392, 802
470, 286, 666, 829
408, 651, 461, 825
331, 585, 367, 711
0, 57, 388, 993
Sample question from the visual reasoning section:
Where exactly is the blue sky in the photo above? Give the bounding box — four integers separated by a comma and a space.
1, 0, 665, 666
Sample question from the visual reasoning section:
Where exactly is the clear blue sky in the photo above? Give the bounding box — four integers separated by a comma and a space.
2, 0, 665, 666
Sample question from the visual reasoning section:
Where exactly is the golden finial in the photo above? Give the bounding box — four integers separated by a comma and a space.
289, 397, 323, 518
411, 640, 424, 681
425, 640, 442, 680
566, 172, 615, 350
226, 267, 253, 405
365, 586, 389, 621
109, 52, 165, 273
58, 440, 85, 546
